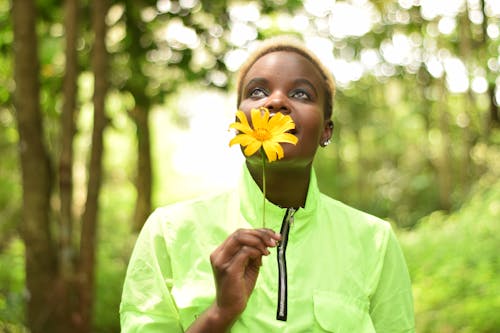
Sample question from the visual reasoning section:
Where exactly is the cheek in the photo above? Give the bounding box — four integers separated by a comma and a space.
299, 112, 324, 137
238, 100, 260, 113
236, 101, 252, 118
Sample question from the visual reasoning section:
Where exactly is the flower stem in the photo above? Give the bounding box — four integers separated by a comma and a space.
261, 150, 266, 228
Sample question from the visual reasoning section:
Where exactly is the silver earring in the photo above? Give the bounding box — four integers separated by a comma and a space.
323, 139, 331, 147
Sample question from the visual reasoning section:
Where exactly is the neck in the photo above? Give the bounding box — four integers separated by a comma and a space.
246, 161, 312, 208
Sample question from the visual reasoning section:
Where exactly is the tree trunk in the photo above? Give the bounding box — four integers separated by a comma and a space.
487, 84, 499, 128
60, 0, 78, 274
131, 106, 152, 231
123, 1, 154, 232
456, 11, 474, 196
78, 0, 109, 332
479, 0, 500, 132
12, 0, 59, 332
437, 79, 452, 211
56, 0, 82, 331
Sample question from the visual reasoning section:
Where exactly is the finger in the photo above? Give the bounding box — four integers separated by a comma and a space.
226, 245, 265, 274
211, 228, 281, 270
221, 229, 276, 257
210, 234, 266, 271
234, 228, 281, 249
260, 228, 282, 243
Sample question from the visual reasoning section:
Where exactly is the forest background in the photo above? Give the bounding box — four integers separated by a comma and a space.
0, 0, 499, 332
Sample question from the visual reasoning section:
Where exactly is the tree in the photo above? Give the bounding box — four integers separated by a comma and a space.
8, 0, 498, 331
78, 0, 109, 332
12, 0, 109, 331
299, 0, 499, 226
12, 0, 57, 332
10, 0, 306, 330
117, 0, 304, 232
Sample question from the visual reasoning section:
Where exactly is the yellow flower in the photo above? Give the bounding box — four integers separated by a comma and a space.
229, 107, 299, 162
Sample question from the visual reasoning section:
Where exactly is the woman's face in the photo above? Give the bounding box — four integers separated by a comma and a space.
238, 51, 332, 167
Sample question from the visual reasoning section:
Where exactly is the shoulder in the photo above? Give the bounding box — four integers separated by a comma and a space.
149, 189, 232, 220
318, 193, 394, 265
318, 194, 405, 291
155, 190, 232, 220
320, 193, 391, 234
141, 190, 236, 243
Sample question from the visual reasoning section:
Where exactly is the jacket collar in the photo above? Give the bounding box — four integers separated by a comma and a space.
238, 164, 320, 230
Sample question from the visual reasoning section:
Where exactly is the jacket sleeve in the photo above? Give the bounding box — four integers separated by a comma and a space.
369, 227, 416, 332
120, 210, 183, 333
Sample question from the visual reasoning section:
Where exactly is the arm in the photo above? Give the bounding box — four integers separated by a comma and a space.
186, 228, 281, 333
120, 213, 183, 332
120, 213, 280, 333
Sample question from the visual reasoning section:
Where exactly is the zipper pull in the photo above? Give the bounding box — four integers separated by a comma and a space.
287, 207, 296, 227
277, 207, 295, 246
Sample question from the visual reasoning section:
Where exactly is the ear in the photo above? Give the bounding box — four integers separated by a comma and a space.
320, 119, 334, 147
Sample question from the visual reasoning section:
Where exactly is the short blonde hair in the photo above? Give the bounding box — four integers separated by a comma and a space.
236, 36, 336, 119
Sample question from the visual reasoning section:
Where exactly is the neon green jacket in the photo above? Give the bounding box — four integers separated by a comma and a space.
120, 166, 415, 332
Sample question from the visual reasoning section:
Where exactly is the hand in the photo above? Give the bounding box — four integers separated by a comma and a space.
210, 228, 281, 320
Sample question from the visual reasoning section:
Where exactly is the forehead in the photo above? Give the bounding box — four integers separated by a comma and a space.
242, 51, 325, 88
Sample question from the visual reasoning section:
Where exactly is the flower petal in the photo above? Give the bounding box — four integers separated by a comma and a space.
229, 134, 255, 147
251, 108, 269, 130
229, 111, 253, 134
269, 114, 295, 136
228, 108, 299, 162
263, 141, 284, 162
230, 122, 253, 134
267, 112, 285, 127
243, 140, 262, 156
235, 110, 250, 128
272, 133, 299, 145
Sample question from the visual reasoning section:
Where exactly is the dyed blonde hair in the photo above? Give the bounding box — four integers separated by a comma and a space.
236, 36, 336, 119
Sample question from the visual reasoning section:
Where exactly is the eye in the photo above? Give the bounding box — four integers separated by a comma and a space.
249, 88, 267, 98
290, 89, 310, 100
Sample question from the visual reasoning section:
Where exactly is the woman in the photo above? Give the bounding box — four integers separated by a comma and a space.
120, 36, 415, 332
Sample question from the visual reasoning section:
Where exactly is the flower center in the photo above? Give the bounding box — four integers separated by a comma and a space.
253, 128, 271, 141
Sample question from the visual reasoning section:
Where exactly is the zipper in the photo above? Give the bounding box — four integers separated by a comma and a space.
276, 207, 296, 321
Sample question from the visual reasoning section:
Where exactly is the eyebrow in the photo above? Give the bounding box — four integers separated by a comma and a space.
244, 77, 318, 96
244, 77, 268, 90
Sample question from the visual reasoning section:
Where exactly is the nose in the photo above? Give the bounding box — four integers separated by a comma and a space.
264, 91, 289, 114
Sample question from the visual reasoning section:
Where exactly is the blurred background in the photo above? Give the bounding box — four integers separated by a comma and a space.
1, 0, 499, 332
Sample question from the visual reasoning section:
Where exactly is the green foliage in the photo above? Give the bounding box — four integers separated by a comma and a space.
2, 0, 500, 331
93, 182, 136, 332
0, 239, 26, 331
400, 176, 500, 332
0, 108, 20, 244
91, 108, 137, 332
